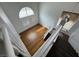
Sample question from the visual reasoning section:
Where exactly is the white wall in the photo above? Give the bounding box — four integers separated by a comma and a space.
69, 27, 79, 54
68, 18, 79, 54
0, 2, 39, 33
20, 15, 38, 32
39, 2, 77, 29
72, 3, 79, 13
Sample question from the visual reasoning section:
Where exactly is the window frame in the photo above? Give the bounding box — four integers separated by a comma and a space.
19, 7, 34, 19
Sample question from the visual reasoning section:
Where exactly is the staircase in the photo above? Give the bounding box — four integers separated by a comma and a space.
46, 32, 78, 57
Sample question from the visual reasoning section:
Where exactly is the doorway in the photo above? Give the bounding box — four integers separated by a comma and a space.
61, 11, 79, 31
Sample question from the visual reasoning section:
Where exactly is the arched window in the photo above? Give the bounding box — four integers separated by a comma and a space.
19, 7, 34, 18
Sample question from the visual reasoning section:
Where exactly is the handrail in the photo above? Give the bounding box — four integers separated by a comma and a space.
0, 6, 31, 57
1, 25, 16, 57
33, 25, 62, 57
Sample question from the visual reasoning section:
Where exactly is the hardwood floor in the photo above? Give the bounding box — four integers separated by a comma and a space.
20, 24, 47, 56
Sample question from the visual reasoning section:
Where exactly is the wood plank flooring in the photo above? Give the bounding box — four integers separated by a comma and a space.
20, 24, 47, 56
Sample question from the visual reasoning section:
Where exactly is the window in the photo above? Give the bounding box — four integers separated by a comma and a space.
19, 7, 34, 18
19, 7, 34, 27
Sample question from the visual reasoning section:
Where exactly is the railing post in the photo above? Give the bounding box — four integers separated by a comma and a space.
1, 25, 16, 57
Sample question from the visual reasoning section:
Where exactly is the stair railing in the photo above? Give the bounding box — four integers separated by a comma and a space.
1, 25, 16, 57
33, 25, 62, 57
0, 6, 31, 57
